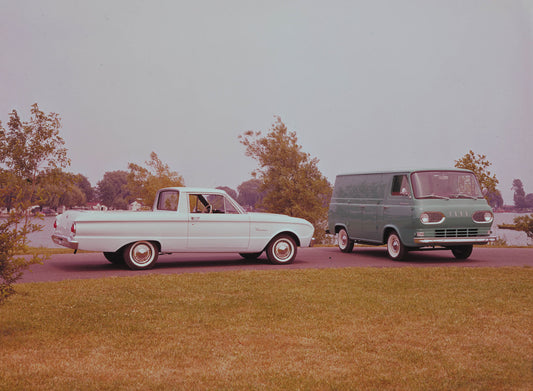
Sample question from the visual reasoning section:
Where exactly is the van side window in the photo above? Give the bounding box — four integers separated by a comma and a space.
391, 175, 411, 197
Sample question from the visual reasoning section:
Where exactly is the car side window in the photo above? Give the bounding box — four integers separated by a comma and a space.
157, 191, 179, 211
189, 194, 240, 214
391, 175, 411, 197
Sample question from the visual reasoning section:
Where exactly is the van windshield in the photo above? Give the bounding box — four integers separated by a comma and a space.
411, 171, 483, 200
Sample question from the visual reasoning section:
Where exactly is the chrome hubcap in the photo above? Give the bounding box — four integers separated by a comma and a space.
132, 243, 152, 264
274, 240, 293, 261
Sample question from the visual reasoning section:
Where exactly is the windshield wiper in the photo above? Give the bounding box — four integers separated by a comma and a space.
450, 193, 478, 200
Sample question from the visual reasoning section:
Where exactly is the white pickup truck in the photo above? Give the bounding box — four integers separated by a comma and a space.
52, 187, 314, 270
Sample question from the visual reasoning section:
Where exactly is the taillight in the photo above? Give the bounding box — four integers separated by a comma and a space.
71, 223, 76, 234
53, 220, 57, 229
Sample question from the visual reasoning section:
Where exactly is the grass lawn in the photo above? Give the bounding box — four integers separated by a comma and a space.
1, 267, 532, 390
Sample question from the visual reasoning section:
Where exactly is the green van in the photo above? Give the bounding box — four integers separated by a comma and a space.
327, 169, 496, 260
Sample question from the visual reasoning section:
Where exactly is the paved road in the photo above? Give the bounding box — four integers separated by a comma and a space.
18, 246, 533, 283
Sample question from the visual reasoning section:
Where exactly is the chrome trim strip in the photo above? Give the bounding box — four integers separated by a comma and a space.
414, 236, 496, 245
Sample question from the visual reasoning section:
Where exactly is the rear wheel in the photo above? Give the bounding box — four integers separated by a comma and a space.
387, 231, 407, 261
266, 234, 297, 264
123, 241, 159, 270
337, 228, 354, 253
451, 245, 473, 259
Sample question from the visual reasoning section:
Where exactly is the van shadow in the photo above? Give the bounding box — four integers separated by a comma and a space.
349, 247, 476, 265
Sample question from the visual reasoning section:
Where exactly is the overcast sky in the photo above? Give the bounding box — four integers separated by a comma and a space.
1, 0, 532, 204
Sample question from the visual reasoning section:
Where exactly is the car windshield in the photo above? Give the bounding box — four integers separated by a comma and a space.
411, 171, 483, 199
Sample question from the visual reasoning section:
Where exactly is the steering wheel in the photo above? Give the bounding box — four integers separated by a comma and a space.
204, 204, 212, 213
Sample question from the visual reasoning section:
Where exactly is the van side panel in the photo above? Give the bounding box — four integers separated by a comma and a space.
329, 173, 386, 243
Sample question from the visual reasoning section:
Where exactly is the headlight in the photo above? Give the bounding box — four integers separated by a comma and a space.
473, 211, 493, 223
420, 212, 445, 224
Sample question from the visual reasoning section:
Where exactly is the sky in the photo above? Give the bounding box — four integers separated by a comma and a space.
1, 0, 532, 204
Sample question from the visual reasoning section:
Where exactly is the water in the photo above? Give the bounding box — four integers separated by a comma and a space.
13, 214, 533, 248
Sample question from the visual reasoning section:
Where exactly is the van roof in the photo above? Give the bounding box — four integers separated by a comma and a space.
336, 168, 474, 177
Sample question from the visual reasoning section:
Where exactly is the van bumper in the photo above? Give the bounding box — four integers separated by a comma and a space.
413, 236, 496, 245
52, 234, 79, 250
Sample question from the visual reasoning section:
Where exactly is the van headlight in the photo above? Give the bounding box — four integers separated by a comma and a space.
420, 212, 445, 224
473, 211, 493, 223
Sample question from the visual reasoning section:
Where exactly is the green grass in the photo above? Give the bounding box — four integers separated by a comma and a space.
1, 267, 532, 390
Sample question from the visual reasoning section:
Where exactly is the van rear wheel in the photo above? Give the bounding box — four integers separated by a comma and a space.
338, 228, 354, 253
387, 232, 407, 261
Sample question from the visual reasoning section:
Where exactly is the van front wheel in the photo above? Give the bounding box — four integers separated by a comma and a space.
338, 228, 354, 253
387, 232, 407, 261
450, 245, 473, 259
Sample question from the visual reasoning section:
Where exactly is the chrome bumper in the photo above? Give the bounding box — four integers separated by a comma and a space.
414, 236, 497, 245
52, 234, 79, 250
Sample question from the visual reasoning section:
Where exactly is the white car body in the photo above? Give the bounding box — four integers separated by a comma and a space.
52, 187, 314, 269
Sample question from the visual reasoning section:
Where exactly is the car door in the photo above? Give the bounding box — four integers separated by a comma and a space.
187, 193, 250, 250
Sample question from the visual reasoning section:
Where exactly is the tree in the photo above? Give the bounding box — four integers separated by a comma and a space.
455, 150, 499, 206
236, 179, 264, 209
239, 116, 332, 242
38, 169, 86, 210
75, 174, 94, 204
97, 170, 130, 209
526, 193, 533, 208
216, 186, 237, 200
0, 103, 70, 304
512, 179, 527, 209
127, 152, 184, 208
513, 214, 533, 239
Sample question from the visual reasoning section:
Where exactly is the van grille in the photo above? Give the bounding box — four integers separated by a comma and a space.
435, 228, 479, 238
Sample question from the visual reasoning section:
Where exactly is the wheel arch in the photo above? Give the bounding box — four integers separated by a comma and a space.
265, 231, 301, 250
117, 239, 161, 254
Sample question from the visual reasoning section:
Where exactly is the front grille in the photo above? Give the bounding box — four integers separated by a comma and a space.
435, 228, 479, 238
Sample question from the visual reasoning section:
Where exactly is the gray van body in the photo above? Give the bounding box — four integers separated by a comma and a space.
327, 169, 496, 259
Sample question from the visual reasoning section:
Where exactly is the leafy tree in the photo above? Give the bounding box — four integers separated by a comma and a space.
512, 179, 527, 209
216, 186, 237, 200
513, 214, 533, 239
239, 116, 332, 242
38, 169, 86, 210
486, 189, 504, 210
236, 178, 264, 209
0, 103, 69, 304
526, 193, 533, 208
75, 174, 94, 204
454, 150, 499, 206
97, 170, 130, 209
127, 152, 184, 208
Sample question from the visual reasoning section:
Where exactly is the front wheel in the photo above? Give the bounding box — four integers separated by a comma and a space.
387, 232, 407, 261
337, 228, 354, 253
451, 245, 473, 259
266, 235, 297, 264
123, 241, 159, 270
